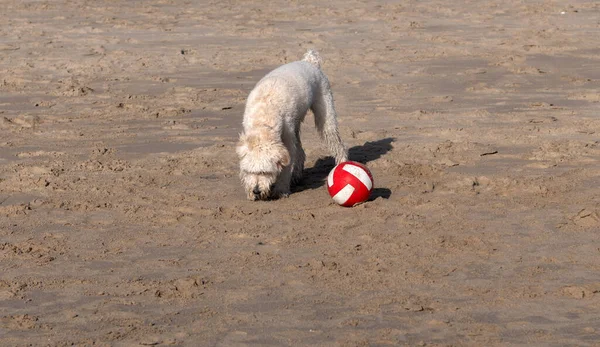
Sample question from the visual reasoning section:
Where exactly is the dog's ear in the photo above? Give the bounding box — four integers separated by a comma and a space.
236, 134, 248, 159
276, 144, 290, 170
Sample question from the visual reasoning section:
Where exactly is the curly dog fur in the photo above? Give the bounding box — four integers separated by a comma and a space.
236, 50, 348, 200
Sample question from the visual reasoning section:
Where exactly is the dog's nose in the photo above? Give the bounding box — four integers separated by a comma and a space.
253, 185, 261, 196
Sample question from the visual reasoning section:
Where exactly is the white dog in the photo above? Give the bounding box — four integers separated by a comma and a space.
236, 50, 348, 200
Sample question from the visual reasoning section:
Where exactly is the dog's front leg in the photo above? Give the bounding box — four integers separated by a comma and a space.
290, 129, 305, 185
272, 166, 292, 199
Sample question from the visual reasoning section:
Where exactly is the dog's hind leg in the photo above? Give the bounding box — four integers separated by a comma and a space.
312, 83, 348, 164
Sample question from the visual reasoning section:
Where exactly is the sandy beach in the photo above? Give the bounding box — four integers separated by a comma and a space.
2, 1, 600, 345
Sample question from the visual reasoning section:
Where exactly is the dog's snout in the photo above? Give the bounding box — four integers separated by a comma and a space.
253, 185, 261, 196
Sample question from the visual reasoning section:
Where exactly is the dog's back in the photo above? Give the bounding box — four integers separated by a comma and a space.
252, 50, 327, 103
260, 62, 322, 86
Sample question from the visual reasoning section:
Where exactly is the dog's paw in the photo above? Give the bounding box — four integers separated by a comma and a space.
272, 190, 290, 199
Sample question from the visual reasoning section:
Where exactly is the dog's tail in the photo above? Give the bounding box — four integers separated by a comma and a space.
302, 49, 323, 68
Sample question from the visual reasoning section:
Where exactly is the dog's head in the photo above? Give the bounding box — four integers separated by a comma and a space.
236, 131, 290, 200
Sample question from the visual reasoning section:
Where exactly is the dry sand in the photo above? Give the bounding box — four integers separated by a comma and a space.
2, 1, 600, 346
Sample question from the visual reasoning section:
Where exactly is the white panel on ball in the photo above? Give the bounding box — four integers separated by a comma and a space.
342, 164, 373, 190
332, 184, 355, 205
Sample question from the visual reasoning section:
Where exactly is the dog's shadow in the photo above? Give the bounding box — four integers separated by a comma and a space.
294, 137, 394, 200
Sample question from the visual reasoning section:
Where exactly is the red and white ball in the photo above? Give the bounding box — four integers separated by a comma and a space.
327, 161, 374, 207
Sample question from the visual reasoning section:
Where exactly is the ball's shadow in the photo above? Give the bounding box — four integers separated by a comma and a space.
294, 137, 394, 200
